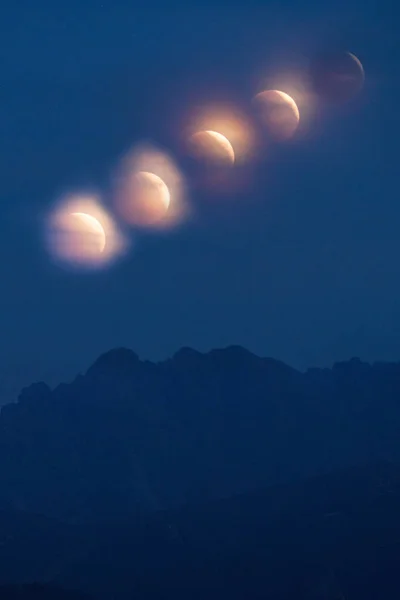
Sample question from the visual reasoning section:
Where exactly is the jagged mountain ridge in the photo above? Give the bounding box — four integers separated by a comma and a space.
1, 346, 400, 521
0, 363, 79, 407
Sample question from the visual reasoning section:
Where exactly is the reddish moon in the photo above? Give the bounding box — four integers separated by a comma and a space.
49, 211, 106, 265
117, 170, 171, 227
70, 212, 106, 252
253, 90, 300, 139
46, 194, 127, 270
190, 130, 235, 165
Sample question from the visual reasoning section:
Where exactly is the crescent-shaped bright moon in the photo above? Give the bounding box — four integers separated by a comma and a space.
138, 171, 171, 210
345, 52, 365, 83
273, 91, 300, 122
255, 90, 300, 122
253, 90, 300, 139
71, 212, 106, 253
191, 130, 235, 164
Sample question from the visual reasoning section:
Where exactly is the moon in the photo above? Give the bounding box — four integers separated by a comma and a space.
309, 51, 365, 103
138, 171, 171, 209
48, 210, 107, 267
190, 130, 235, 165
117, 170, 171, 227
253, 90, 300, 139
70, 212, 106, 253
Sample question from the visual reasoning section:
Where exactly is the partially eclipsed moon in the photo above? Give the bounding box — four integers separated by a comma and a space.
348, 53, 364, 76
48, 209, 107, 267
71, 212, 106, 253
309, 51, 365, 103
254, 90, 300, 139
332, 52, 365, 80
138, 171, 171, 209
190, 130, 235, 165
46, 191, 127, 271
117, 170, 171, 227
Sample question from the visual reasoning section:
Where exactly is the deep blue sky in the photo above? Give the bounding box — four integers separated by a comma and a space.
0, 0, 397, 376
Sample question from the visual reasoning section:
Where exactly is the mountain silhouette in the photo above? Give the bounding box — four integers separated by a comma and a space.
1, 346, 400, 521
1, 348, 400, 598
0, 363, 80, 408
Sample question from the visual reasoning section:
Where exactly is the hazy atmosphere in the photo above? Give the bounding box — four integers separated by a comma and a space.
1, 2, 399, 599
0, 0, 397, 378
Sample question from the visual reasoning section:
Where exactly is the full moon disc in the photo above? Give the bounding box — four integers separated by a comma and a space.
253, 90, 300, 139
309, 51, 365, 103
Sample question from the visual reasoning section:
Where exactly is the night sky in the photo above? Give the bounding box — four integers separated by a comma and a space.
0, 0, 397, 379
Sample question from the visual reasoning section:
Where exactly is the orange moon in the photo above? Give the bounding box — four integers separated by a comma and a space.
70, 212, 106, 253
253, 90, 300, 139
49, 211, 107, 265
190, 130, 235, 165
117, 170, 171, 227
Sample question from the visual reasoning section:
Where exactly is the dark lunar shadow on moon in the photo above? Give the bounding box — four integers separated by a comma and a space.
308, 51, 365, 104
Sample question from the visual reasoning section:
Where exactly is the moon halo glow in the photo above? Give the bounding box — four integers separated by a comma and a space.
43, 47, 365, 271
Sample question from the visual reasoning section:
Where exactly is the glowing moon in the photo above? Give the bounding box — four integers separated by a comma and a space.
190, 130, 235, 165
117, 170, 171, 227
253, 90, 300, 139
48, 210, 107, 267
70, 212, 106, 253
138, 171, 171, 209
309, 51, 365, 103
45, 192, 127, 270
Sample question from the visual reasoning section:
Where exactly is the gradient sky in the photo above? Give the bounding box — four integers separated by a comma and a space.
0, 0, 397, 378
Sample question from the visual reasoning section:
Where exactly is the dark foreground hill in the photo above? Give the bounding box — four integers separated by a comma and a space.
1, 461, 400, 599
1, 346, 400, 520
55, 461, 400, 599
0, 584, 91, 599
